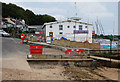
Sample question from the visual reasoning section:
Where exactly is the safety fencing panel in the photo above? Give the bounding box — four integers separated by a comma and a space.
65, 49, 85, 55
30, 45, 43, 55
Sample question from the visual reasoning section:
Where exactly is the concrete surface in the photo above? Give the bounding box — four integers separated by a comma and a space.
2, 37, 31, 72
90, 56, 120, 63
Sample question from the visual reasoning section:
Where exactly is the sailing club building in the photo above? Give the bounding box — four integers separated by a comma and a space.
42, 17, 93, 43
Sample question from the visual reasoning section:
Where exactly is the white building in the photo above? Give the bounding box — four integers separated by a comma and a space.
42, 17, 93, 43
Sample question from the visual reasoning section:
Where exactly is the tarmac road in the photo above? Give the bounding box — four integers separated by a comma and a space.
2, 37, 29, 58
2, 37, 31, 72
1, 37, 69, 80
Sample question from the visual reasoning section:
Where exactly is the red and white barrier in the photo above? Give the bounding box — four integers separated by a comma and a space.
30, 45, 43, 55
65, 48, 85, 55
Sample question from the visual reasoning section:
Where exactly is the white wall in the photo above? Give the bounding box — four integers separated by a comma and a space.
45, 21, 93, 43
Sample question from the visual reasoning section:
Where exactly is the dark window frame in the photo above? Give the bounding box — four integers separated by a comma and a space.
79, 25, 82, 27
59, 25, 63, 27
85, 26, 88, 28
59, 25, 63, 30
79, 27, 82, 30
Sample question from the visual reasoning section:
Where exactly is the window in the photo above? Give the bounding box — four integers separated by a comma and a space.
73, 26, 76, 28
67, 26, 70, 28
79, 27, 82, 30
59, 25, 63, 30
59, 25, 63, 27
59, 27, 63, 30
79, 25, 82, 27
59, 32, 63, 34
85, 26, 88, 28
50, 25, 52, 28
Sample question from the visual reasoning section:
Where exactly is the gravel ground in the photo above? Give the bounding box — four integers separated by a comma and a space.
2, 66, 118, 80
2, 66, 68, 80
2, 68, 38, 80
64, 66, 118, 80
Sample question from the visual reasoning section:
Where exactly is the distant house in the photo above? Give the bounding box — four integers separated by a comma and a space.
1, 17, 28, 31
1, 18, 14, 28
42, 17, 93, 43
28, 26, 37, 31
28, 25, 42, 31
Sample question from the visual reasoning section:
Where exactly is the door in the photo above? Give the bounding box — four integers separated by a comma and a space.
49, 32, 53, 37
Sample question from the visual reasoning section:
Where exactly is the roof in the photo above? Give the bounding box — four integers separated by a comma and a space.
4, 18, 25, 25
30, 25, 42, 28
42, 20, 93, 29
68, 17, 82, 21
44, 20, 93, 25
28, 26, 38, 29
5, 18, 15, 25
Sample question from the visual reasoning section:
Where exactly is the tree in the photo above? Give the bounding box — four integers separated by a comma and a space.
2, 2, 56, 25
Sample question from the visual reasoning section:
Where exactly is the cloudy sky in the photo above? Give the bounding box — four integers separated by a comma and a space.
1, 0, 119, 35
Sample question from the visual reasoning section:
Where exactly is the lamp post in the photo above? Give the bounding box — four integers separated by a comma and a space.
74, 21, 76, 41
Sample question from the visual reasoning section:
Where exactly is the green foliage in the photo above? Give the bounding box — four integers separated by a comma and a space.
93, 34, 120, 41
2, 2, 56, 25
93, 34, 109, 39
109, 34, 113, 40
22, 31, 26, 34
11, 28, 15, 32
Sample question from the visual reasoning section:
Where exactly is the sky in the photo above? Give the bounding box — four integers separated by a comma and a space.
1, 0, 119, 35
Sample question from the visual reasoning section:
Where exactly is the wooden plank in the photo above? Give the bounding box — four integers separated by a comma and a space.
27, 59, 93, 62
90, 56, 120, 63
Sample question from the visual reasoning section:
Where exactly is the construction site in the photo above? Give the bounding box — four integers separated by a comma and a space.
1, 1, 120, 82
1, 16, 119, 81
1, 36, 119, 81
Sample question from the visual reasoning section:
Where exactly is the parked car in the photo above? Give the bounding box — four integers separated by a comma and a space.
0, 30, 10, 37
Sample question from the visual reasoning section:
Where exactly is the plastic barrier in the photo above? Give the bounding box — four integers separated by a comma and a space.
30, 45, 43, 55
65, 49, 85, 55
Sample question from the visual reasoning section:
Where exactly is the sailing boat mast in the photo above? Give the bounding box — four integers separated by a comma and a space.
95, 17, 105, 36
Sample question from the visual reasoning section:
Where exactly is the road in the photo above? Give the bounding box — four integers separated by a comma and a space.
2, 37, 68, 80
2, 37, 29, 58
2, 37, 31, 72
